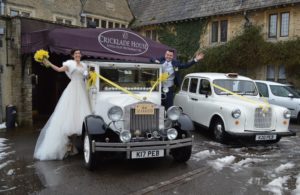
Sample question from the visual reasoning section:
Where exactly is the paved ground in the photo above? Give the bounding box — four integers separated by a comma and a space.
0, 122, 299, 195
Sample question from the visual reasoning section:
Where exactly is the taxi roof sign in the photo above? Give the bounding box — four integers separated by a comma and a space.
225, 73, 238, 78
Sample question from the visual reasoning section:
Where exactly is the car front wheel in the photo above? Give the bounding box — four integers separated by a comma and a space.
212, 119, 227, 144
83, 132, 96, 170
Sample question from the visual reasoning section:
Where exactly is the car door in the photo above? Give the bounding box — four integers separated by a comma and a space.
268, 84, 299, 118
186, 77, 200, 122
193, 78, 213, 127
174, 77, 191, 115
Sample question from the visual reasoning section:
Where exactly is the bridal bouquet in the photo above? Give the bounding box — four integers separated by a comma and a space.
34, 49, 50, 67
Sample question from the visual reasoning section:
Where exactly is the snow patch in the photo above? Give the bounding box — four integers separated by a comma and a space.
208, 155, 236, 171
0, 123, 6, 129
0, 160, 14, 170
262, 176, 290, 195
192, 150, 216, 161
275, 162, 295, 173
292, 173, 300, 195
232, 158, 265, 172
6, 169, 14, 176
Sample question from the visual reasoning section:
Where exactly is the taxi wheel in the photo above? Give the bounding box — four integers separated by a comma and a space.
83, 132, 96, 170
172, 146, 192, 163
297, 113, 300, 124
212, 119, 227, 144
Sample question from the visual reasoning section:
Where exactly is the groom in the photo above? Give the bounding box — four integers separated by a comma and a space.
151, 49, 204, 109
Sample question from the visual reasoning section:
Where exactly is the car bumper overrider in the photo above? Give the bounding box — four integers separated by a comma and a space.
91, 137, 193, 159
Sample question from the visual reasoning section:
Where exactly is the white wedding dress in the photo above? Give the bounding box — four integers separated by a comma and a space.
34, 60, 91, 160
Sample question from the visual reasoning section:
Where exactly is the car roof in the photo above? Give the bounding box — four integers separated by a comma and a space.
186, 72, 253, 81
254, 80, 287, 86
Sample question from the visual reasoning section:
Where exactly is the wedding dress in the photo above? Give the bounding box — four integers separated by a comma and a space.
34, 60, 91, 160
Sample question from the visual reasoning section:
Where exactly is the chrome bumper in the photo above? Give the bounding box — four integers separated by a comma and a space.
91, 136, 193, 159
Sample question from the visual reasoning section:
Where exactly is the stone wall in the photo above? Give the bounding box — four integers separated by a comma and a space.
5, 0, 133, 27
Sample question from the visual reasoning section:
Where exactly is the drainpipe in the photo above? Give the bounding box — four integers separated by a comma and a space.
80, 0, 88, 27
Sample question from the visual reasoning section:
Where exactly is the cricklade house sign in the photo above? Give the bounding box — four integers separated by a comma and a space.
98, 30, 149, 56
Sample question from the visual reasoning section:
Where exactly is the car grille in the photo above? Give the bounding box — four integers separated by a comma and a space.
254, 107, 272, 128
124, 102, 164, 133
130, 109, 159, 131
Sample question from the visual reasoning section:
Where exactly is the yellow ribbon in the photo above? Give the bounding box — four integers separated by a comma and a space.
87, 71, 169, 101
211, 83, 270, 112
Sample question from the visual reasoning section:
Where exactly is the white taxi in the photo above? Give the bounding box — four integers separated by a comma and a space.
174, 73, 295, 144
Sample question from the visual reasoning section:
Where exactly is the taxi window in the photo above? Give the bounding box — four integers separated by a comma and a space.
181, 78, 189, 91
189, 78, 198, 93
199, 79, 211, 95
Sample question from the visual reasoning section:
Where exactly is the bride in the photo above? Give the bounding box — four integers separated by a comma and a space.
34, 49, 91, 160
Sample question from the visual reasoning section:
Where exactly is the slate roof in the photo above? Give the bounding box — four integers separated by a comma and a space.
128, 0, 300, 27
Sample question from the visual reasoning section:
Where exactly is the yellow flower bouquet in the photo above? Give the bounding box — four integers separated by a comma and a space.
34, 49, 50, 67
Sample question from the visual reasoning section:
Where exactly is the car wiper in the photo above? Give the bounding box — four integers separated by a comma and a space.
219, 91, 232, 95
142, 71, 156, 76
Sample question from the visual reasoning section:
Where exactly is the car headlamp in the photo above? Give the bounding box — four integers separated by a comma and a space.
167, 128, 178, 140
283, 110, 291, 119
231, 109, 241, 119
120, 130, 131, 143
167, 106, 182, 121
108, 106, 123, 121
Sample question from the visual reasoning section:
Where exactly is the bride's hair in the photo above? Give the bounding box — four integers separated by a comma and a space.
70, 49, 81, 56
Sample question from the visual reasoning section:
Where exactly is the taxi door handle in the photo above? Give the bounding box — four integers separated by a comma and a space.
190, 97, 198, 101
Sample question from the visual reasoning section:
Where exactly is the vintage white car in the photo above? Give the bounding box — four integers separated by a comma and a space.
81, 61, 194, 170
174, 73, 295, 144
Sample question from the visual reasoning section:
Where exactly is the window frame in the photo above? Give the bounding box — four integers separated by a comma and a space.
211, 21, 219, 43
220, 20, 228, 42
280, 12, 289, 37
268, 14, 278, 38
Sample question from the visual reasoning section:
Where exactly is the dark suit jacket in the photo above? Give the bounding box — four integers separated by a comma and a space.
150, 57, 197, 87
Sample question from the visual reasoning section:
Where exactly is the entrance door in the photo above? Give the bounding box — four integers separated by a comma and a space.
32, 57, 69, 124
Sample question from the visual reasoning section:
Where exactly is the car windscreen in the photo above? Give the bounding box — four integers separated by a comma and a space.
270, 85, 300, 98
99, 67, 159, 91
213, 79, 258, 96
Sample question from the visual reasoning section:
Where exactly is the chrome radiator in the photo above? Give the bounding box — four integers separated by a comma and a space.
254, 107, 272, 128
124, 102, 164, 132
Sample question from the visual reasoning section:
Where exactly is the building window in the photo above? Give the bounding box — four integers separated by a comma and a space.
266, 65, 275, 81
220, 20, 228, 42
269, 14, 277, 38
280, 12, 289, 37
145, 30, 157, 41
152, 30, 157, 41
56, 18, 64, 24
115, 23, 120, 28
65, 20, 72, 25
278, 64, 287, 83
211, 21, 218, 43
121, 24, 126, 28
55, 17, 73, 25
146, 30, 151, 38
94, 19, 100, 27
101, 20, 107, 28
108, 21, 113, 28
211, 20, 228, 44
10, 9, 19, 16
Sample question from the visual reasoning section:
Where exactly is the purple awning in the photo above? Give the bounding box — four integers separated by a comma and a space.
21, 19, 173, 62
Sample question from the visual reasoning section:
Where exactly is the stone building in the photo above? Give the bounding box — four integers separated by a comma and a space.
0, 0, 133, 125
128, 0, 300, 85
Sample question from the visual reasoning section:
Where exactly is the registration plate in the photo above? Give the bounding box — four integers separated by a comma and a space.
135, 104, 155, 115
255, 134, 277, 141
131, 150, 164, 159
